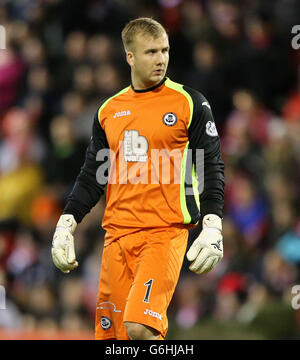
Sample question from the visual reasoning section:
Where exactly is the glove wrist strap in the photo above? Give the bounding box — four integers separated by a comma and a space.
56, 214, 77, 234
202, 214, 222, 232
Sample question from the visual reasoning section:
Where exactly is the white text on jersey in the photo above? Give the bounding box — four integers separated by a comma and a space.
113, 110, 131, 118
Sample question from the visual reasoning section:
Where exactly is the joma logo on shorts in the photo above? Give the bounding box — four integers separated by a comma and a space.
144, 308, 162, 320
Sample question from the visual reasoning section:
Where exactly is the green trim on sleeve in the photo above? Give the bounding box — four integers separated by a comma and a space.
165, 78, 200, 224
180, 143, 192, 224
165, 78, 194, 128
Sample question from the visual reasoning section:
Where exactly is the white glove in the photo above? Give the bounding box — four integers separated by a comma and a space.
187, 214, 223, 274
51, 214, 78, 273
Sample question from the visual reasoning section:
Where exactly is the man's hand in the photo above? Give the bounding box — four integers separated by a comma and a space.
187, 214, 223, 274
51, 214, 78, 273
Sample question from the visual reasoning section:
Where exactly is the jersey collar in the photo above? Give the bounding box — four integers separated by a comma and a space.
131, 77, 167, 93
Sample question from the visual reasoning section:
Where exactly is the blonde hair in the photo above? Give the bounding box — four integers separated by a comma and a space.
121, 17, 167, 51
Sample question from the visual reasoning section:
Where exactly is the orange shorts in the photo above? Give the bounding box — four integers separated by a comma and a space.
95, 227, 188, 340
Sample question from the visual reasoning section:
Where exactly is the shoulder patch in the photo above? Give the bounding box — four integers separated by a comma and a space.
206, 121, 218, 137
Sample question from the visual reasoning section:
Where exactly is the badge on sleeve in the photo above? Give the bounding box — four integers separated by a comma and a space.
206, 121, 218, 137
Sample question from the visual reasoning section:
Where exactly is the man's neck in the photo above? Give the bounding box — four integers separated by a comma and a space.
132, 79, 158, 90
131, 77, 166, 92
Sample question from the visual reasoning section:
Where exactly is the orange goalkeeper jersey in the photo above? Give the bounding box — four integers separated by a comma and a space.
64, 77, 225, 244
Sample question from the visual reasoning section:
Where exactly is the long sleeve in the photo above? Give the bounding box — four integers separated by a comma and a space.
63, 109, 109, 223
184, 86, 225, 237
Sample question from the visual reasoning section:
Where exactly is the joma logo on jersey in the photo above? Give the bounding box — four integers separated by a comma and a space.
144, 308, 162, 320
113, 110, 131, 118
124, 130, 148, 162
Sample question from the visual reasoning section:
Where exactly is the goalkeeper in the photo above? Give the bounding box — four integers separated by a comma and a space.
52, 17, 225, 340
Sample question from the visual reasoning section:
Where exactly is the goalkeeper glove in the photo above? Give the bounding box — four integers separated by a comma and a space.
51, 214, 78, 273
187, 214, 223, 274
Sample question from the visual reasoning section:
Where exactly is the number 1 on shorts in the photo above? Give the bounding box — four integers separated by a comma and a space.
143, 279, 153, 303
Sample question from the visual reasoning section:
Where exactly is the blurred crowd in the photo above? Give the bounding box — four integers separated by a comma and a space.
0, 0, 300, 339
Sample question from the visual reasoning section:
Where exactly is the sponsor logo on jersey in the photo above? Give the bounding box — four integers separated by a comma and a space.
205, 121, 218, 137
162, 112, 177, 126
113, 110, 131, 118
124, 130, 148, 162
101, 316, 112, 330
144, 308, 162, 320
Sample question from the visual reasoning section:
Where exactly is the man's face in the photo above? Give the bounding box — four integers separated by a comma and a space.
127, 32, 170, 88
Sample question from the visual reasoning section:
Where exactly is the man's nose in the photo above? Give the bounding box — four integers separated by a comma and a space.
156, 51, 165, 65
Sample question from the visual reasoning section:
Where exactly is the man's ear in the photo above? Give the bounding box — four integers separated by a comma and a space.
126, 50, 134, 67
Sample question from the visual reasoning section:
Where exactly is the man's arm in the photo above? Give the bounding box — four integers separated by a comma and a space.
63, 110, 109, 223
185, 86, 225, 237
52, 108, 109, 273
184, 87, 225, 274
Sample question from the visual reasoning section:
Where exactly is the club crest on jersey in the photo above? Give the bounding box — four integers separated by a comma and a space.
101, 316, 112, 330
206, 121, 218, 137
162, 112, 177, 126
